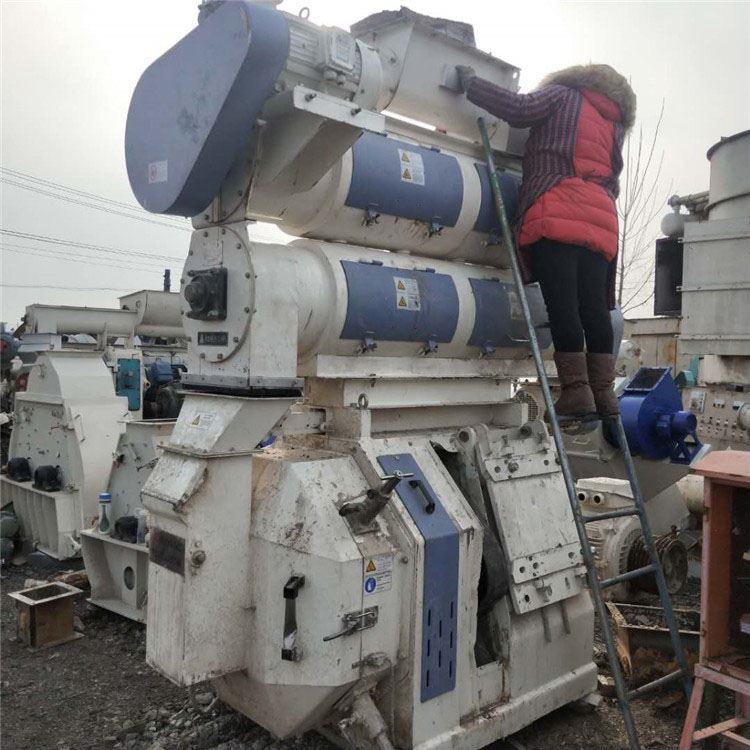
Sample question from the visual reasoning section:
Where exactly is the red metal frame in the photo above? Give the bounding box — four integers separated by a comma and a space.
680, 451, 750, 749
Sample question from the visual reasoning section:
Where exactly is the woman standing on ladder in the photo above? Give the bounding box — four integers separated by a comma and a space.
457, 64, 636, 421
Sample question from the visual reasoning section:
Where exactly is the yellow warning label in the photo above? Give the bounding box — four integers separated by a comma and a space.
402, 168, 412, 180
191, 415, 200, 426
366, 560, 376, 572
397, 280, 406, 290
401, 151, 410, 162
398, 296, 407, 307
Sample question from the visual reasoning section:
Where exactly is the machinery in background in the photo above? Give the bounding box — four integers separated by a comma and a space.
1, 290, 184, 559
80, 419, 174, 622
579, 478, 690, 600
657, 129, 750, 451
126, 5, 704, 748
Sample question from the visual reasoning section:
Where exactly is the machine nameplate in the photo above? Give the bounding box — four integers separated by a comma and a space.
198, 331, 229, 346
149, 529, 185, 576
148, 160, 168, 184
378, 453, 458, 702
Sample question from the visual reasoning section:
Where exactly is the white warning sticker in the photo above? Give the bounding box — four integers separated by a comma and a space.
148, 160, 168, 184
398, 148, 425, 186
363, 554, 393, 595
393, 276, 421, 311
189, 412, 215, 430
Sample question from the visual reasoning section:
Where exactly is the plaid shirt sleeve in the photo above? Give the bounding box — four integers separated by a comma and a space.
466, 78, 567, 128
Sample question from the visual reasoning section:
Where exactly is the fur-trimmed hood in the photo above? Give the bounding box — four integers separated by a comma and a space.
539, 64, 636, 130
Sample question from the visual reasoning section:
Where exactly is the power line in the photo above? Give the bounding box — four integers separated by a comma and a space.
1, 240, 171, 269
0, 166, 185, 218
1, 177, 192, 232
0, 228, 185, 264
1, 283, 136, 291
1, 244, 167, 274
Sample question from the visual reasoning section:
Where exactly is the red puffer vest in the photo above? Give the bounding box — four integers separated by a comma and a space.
518, 88, 621, 260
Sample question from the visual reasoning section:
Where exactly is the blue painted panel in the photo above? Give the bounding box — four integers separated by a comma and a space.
340, 261, 459, 344
468, 279, 551, 351
378, 454, 459, 702
125, 2, 289, 216
116, 359, 141, 411
473, 166, 520, 233
346, 133, 463, 227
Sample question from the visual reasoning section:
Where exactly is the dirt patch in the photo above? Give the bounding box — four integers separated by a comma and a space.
2, 562, 691, 749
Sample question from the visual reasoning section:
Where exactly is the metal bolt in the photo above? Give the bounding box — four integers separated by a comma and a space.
507, 460, 519, 473
203, 231, 208, 237
191, 549, 206, 566
217, 353, 224, 360
400, 555, 409, 564
236, 243, 242, 250
244, 307, 250, 313
203, 214, 210, 221
245, 272, 251, 278
233, 336, 239, 343
200, 353, 206, 359
221, 227, 226, 233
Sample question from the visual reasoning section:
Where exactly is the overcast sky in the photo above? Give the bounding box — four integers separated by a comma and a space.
1, 0, 749, 326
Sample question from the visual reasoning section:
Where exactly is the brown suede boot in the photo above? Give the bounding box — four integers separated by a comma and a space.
551, 352, 597, 421
587, 352, 620, 417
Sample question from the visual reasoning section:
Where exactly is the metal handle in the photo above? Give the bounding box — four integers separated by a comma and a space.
409, 478, 435, 514
323, 606, 379, 642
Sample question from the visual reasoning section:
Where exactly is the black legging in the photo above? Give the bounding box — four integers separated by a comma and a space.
529, 238, 614, 354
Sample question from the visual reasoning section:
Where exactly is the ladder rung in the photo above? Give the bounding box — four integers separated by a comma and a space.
600, 564, 656, 589
627, 668, 686, 700
583, 508, 640, 523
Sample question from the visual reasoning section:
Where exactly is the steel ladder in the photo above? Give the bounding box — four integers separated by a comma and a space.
478, 116, 693, 750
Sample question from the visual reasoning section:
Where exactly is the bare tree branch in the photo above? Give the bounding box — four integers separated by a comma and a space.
617, 98, 668, 311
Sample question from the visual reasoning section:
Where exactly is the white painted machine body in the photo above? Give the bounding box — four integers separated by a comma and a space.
3, 293, 184, 559
3, 351, 129, 558
80, 418, 174, 622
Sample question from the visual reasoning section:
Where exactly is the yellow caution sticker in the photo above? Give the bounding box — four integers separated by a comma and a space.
393, 276, 421, 311
397, 148, 425, 185
363, 554, 393, 595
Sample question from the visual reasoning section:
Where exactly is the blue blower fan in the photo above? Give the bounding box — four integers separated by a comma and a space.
617, 366, 702, 464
